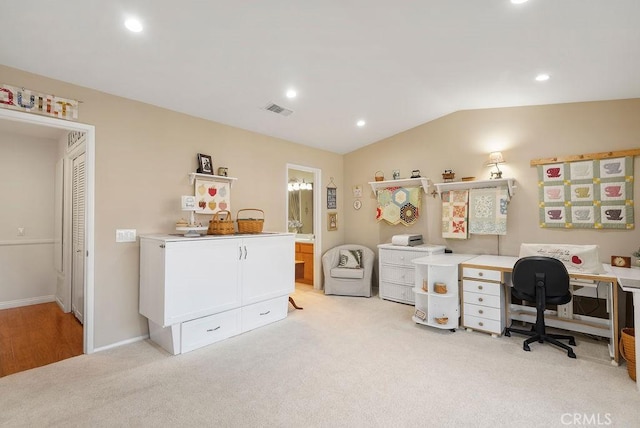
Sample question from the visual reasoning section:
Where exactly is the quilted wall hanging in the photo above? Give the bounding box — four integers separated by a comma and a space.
376, 186, 421, 226
194, 178, 230, 214
537, 156, 634, 229
441, 190, 469, 239
468, 187, 509, 235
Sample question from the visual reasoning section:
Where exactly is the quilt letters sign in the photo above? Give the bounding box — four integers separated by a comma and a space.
0, 84, 79, 121
538, 156, 634, 229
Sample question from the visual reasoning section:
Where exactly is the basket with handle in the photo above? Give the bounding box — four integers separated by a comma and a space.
207, 210, 235, 235
236, 209, 264, 234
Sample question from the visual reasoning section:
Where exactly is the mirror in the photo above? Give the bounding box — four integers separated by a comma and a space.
287, 168, 314, 235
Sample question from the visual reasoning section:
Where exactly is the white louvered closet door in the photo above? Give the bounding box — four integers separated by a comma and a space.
72, 152, 86, 324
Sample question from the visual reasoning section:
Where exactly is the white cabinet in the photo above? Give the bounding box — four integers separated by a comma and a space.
411, 254, 477, 330
377, 244, 445, 304
460, 265, 509, 337
139, 233, 294, 354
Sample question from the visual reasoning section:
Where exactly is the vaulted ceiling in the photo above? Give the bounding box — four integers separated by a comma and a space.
2, 1, 639, 153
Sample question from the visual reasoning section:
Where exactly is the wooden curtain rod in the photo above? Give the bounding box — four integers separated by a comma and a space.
530, 148, 640, 166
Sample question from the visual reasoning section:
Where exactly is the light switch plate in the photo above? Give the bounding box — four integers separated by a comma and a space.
116, 229, 137, 243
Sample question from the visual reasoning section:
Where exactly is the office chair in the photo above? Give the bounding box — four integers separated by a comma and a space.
504, 256, 577, 358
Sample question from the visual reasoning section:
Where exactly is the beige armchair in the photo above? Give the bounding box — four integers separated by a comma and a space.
322, 244, 374, 297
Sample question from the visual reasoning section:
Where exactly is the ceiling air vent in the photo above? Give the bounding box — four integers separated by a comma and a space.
263, 102, 294, 117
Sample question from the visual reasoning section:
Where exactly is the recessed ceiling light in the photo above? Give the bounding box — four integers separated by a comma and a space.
511, 0, 529, 4
125, 18, 143, 33
535, 73, 550, 82
286, 89, 297, 99
356, 120, 366, 127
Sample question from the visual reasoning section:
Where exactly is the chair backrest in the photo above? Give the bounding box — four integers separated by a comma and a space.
512, 256, 570, 299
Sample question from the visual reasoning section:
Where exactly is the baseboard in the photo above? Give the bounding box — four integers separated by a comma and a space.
93, 335, 149, 353
0, 295, 56, 310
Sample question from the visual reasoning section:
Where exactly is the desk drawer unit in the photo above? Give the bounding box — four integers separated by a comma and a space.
378, 248, 425, 304
462, 267, 505, 336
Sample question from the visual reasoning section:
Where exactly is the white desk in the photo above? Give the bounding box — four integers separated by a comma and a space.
460, 255, 621, 364
608, 265, 640, 391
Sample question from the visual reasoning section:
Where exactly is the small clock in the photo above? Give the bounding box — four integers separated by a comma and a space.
353, 199, 362, 210
611, 255, 631, 268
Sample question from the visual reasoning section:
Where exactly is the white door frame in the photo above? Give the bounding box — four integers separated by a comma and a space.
286, 164, 322, 289
0, 108, 95, 354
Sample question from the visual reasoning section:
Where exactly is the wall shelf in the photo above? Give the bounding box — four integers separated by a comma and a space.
433, 177, 516, 198
189, 173, 238, 187
368, 177, 431, 195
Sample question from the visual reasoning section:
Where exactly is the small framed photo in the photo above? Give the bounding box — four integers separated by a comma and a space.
327, 212, 338, 231
197, 153, 213, 174
611, 255, 631, 268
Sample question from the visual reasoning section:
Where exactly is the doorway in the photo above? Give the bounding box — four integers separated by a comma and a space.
0, 108, 95, 354
286, 164, 321, 290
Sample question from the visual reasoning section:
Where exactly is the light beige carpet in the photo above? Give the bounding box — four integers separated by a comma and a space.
1, 285, 638, 427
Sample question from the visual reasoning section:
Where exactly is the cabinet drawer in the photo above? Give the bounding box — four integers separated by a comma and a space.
241, 296, 288, 332
379, 281, 414, 304
380, 266, 415, 286
463, 303, 501, 321
462, 267, 501, 282
464, 314, 502, 334
299, 243, 313, 254
463, 291, 501, 308
379, 249, 423, 266
181, 309, 241, 353
463, 280, 501, 296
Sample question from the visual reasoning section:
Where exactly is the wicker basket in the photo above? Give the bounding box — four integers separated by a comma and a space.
207, 210, 234, 235
434, 282, 447, 294
236, 209, 264, 234
374, 171, 384, 181
435, 317, 449, 325
620, 328, 636, 381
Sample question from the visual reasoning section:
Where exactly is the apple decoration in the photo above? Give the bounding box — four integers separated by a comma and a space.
219, 201, 228, 211
571, 255, 583, 265
208, 187, 217, 197
198, 184, 206, 195
208, 201, 217, 211
198, 200, 206, 209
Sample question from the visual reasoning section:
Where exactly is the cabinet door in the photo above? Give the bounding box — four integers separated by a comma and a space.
164, 239, 241, 325
242, 235, 295, 305
139, 238, 167, 326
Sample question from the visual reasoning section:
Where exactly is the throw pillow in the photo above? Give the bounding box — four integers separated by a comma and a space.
337, 249, 363, 269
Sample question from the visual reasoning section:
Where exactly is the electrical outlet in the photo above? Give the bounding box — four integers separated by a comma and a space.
116, 229, 137, 243
17, 227, 25, 236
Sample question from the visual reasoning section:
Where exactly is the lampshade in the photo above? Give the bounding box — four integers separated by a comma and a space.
488, 151, 505, 165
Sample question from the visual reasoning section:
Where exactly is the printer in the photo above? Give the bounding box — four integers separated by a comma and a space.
391, 234, 424, 246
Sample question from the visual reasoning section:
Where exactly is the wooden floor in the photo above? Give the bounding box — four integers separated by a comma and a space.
0, 302, 83, 377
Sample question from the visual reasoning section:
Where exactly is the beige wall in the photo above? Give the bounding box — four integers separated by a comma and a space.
1, 65, 344, 348
3, 63, 640, 349
0, 131, 58, 303
344, 100, 640, 263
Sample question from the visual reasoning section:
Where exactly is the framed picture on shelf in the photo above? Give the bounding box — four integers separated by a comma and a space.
328, 212, 338, 231
197, 153, 213, 174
